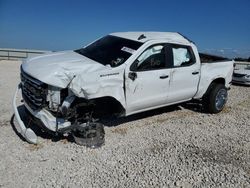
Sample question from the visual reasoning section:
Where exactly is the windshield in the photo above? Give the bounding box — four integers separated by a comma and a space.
75, 35, 142, 67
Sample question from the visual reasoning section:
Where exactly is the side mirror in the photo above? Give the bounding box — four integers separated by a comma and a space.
128, 72, 137, 81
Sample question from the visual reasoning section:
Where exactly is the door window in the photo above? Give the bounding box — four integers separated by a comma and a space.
172, 46, 195, 67
131, 45, 167, 71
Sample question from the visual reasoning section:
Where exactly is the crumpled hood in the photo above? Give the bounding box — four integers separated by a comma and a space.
22, 51, 108, 88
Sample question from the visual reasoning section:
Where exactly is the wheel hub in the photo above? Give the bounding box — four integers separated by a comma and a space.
73, 122, 105, 148
215, 89, 228, 111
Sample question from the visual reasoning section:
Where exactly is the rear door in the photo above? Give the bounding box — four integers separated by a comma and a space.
167, 44, 200, 103
125, 44, 172, 114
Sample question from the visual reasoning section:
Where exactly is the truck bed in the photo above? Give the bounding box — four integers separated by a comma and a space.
194, 58, 234, 99
199, 53, 229, 63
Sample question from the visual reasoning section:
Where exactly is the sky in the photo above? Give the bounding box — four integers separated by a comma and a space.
0, 0, 250, 58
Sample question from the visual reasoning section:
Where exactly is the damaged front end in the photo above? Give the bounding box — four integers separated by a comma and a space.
13, 67, 105, 147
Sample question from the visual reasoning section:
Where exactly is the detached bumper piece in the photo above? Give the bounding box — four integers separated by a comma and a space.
73, 122, 105, 148
13, 85, 38, 144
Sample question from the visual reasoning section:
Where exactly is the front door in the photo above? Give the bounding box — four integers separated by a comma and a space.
125, 44, 171, 115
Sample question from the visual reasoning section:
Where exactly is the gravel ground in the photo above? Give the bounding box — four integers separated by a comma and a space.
0, 60, 249, 187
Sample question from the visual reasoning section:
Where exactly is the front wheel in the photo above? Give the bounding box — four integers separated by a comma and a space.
203, 84, 228, 114
72, 122, 105, 148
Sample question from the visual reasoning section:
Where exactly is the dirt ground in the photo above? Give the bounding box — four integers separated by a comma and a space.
0, 60, 249, 187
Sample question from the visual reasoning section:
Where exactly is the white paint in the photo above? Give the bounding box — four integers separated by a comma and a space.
13, 32, 234, 143
111, 32, 191, 44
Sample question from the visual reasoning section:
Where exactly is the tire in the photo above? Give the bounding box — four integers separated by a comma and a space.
203, 83, 228, 114
73, 122, 105, 148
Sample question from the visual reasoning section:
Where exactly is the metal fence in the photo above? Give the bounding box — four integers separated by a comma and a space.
0, 48, 51, 60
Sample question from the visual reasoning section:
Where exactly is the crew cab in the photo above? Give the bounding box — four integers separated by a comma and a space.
13, 32, 234, 144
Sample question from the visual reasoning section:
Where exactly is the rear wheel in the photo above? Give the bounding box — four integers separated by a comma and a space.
203, 84, 228, 113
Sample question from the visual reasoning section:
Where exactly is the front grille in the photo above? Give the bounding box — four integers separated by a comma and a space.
21, 67, 48, 110
233, 73, 246, 78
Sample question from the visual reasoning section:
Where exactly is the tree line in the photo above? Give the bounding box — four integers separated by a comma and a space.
234, 57, 250, 62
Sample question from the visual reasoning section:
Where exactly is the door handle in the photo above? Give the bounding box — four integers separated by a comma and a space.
192, 71, 199, 75
160, 75, 169, 79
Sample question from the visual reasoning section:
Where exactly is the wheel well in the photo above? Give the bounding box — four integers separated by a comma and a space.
91, 96, 125, 117
211, 78, 225, 85
203, 78, 225, 98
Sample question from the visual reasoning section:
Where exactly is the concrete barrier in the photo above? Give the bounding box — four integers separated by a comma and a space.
0, 48, 51, 60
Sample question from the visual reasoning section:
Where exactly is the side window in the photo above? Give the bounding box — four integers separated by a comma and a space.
132, 45, 167, 71
172, 46, 195, 67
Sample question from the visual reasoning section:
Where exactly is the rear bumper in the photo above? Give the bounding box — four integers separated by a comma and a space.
13, 84, 71, 144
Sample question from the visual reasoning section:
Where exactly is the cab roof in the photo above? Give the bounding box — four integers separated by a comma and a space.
110, 32, 193, 45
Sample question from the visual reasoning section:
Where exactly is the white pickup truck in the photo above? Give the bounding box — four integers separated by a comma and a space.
13, 32, 234, 145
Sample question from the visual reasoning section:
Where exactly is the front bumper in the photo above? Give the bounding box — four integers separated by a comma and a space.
13, 84, 37, 144
232, 77, 250, 85
13, 84, 71, 144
